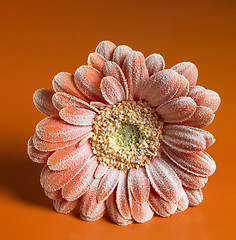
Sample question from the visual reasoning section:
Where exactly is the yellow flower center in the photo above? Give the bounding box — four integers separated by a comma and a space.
91, 101, 163, 170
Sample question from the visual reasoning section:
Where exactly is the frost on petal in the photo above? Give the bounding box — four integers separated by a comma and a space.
47, 140, 93, 171
94, 163, 109, 179
145, 53, 165, 77
36, 115, 92, 142
40, 165, 84, 192
79, 178, 106, 221
102, 61, 129, 99
176, 191, 189, 213
95, 40, 116, 60
113, 45, 132, 67
184, 188, 203, 207
32, 133, 81, 152
52, 92, 99, 113
162, 125, 206, 153
128, 187, 153, 223
62, 156, 98, 201
163, 153, 208, 189
122, 51, 149, 99
33, 88, 58, 116
97, 168, 120, 203
128, 167, 150, 204
27, 136, 52, 163
52, 72, 88, 101
74, 65, 104, 102
141, 69, 180, 107
59, 107, 96, 126
173, 75, 189, 98
100, 76, 126, 104
148, 188, 177, 217
181, 106, 215, 128
53, 198, 79, 214
44, 189, 62, 200
145, 156, 183, 203
156, 97, 196, 123
106, 191, 133, 226
88, 53, 106, 72
171, 62, 198, 86
162, 143, 216, 177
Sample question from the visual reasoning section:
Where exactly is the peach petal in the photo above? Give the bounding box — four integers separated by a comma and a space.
52, 72, 88, 101
44, 189, 62, 200
89, 101, 107, 109
47, 140, 93, 171
189, 127, 215, 148
162, 143, 216, 177
129, 167, 150, 204
52, 92, 99, 113
53, 198, 79, 214
156, 97, 196, 123
100, 76, 126, 104
27, 137, 52, 163
173, 75, 189, 98
74, 65, 104, 102
171, 62, 198, 86
113, 45, 132, 67
182, 106, 215, 128
36, 115, 92, 142
94, 163, 109, 179
79, 178, 106, 221
195, 89, 220, 113
88, 53, 106, 72
40, 165, 83, 192
141, 69, 180, 107
32, 133, 81, 152
176, 191, 189, 213
148, 189, 177, 217
188, 85, 206, 100
184, 188, 203, 206
116, 171, 132, 220
162, 125, 206, 153
163, 153, 208, 189
33, 88, 58, 116
122, 51, 149, 99
95, 40, 116, 60
102, 61, 129, 99
106, 191, 133, 226
97, 168, 120, 203
62, 156, 98, 201
145, 53, 165, 76
59, 107, 96, 126
145, 156, 183, 203
128, 187, 153, 223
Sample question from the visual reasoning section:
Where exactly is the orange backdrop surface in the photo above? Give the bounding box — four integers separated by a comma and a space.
0, 0, 236, 239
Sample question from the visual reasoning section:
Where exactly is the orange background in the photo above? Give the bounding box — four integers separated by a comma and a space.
0, 0, 235, 239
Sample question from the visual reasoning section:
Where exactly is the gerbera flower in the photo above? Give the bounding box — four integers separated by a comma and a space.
27, 40, 220, 225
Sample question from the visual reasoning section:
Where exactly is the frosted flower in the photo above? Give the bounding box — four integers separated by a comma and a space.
27, 40, 220, 225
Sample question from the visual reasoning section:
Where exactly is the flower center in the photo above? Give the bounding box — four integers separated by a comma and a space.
91, 100, 163, 170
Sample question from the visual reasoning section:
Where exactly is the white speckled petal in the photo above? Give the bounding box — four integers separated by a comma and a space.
74, 65, 104, 102
44, 189, 61, 200
33, 89, 58, 116
97, 168, 120, 203
171, 62, 198, 86
129, 167, 150, 204
88, 53, 106, 72
59, 107, 96, 126
62, 156, 98, 201
113, 45, 132, 67
184, 188, 203, 206
95, 40, 116, 60
145, 53, 165, 76
53, 198, 79, 214
94, 163, 109, 179
52, 72, 88, 101
100, 76, 126, 104
173, 75, 190, 98
145, 156, 183, 203
176, 191, 189, 213
156, 97, 196, 123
